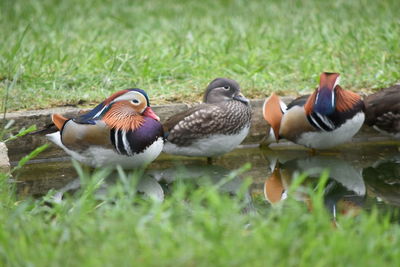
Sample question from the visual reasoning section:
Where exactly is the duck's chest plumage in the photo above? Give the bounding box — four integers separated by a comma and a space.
110, 117, 164, 156
163, 100, 252, 156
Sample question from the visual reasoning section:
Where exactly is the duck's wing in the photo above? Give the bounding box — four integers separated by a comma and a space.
286, 94, 311, 110
60, 119, 112, 151
163, 104, 207, 133
73, 102, 109, 125
163, 104, 225, 146
162, 104, 206, 135
364, 85, 400, 133
43, 110, 111, 151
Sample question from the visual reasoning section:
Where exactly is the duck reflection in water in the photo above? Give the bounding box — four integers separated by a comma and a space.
52, 163, 252, 209
147, 163, 254, 212
264, 155, 366, 217
363, 154, 400, 207
53, 168, 165, 203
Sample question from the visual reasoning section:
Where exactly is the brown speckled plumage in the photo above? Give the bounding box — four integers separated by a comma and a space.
164, 100, 252, 146
364, 85, 400, 136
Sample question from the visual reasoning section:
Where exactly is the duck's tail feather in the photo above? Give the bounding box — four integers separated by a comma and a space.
45, 131, 63, 147
28, 123, 58, 135
28, 113, 69, 135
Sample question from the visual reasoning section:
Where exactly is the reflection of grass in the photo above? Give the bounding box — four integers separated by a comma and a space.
1, 166, 400, 266
1, 0, 399, 111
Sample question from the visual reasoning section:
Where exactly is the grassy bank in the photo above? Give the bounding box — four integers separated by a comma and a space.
1, 0, 399, 111
1, 165, 400, 266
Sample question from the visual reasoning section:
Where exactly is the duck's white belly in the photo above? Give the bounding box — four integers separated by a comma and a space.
163, 126, 250, 157
297, 112, 365, 149
47, 132, 163, 168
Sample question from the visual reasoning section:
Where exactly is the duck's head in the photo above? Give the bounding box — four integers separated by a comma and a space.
203, 78, 249, 105
74, 88, 160, 131
102, 88, 160, 121
79, 89, 159, 121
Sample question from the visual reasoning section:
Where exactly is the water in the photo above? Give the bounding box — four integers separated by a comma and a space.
11, 141, 400, 214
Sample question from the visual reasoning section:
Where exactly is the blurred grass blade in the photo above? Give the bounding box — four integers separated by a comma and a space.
11, 143, 48, 173
3, 125, 37, 143
2, 65, 24, 120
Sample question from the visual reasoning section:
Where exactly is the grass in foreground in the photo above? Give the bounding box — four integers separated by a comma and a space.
1, 164, 400, 266
1, 0, 399, 111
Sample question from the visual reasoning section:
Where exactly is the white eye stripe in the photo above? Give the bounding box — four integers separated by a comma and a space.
112, 91, 146, 104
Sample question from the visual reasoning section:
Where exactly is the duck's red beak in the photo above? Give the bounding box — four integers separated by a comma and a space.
143, 107, 160, 121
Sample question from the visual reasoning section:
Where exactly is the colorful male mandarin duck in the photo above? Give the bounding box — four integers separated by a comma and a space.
263, 72, 365, 149
46, 89, 164, 168
364, 84, 400, 139
162, 78, 252, 158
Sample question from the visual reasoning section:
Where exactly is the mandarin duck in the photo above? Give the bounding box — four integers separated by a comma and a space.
46, 88, 164, 168
364, 84, 400, 139
263, 72, 365, 149
162, 78, 252, 159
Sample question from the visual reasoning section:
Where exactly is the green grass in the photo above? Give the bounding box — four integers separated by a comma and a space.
1, 164, 400, 266
1, 0, 399, 111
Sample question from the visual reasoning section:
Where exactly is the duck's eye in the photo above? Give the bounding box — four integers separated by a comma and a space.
131, 99, 140, 105
223, 86, 230, 90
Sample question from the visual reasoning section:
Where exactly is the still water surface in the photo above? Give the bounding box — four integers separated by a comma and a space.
12, 142, 400, 215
